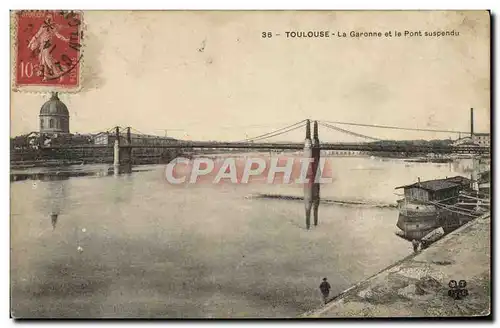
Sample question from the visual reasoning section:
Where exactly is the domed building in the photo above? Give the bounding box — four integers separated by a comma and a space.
39, 92, 70, 134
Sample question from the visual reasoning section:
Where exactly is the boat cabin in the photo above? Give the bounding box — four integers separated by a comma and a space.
395, 176, 470, 203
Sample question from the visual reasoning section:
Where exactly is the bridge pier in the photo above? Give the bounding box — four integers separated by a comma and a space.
113, 126, 132, 175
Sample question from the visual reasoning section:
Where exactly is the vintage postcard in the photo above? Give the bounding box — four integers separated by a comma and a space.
10, 10, 491, 319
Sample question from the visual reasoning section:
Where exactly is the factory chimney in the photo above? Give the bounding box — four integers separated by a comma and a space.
470, 108, 474, 138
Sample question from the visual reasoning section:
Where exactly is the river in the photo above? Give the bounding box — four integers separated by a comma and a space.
10, 156, 477, 318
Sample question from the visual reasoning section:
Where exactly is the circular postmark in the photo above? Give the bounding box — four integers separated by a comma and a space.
38, 11, 83, 81
15, 10, 84, 87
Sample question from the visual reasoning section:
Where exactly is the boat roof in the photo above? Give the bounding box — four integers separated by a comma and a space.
395, 176, 470, 192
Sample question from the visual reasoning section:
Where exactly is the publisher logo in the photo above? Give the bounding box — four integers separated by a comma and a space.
448, 280, 468, 299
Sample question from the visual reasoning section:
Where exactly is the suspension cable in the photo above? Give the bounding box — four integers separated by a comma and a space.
322, 120, 468, 134
318, 121, 381, 141
237, 120, 307, 142
243, 122, 307, 142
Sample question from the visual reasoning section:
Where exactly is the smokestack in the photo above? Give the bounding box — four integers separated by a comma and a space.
470, 108, 474, 137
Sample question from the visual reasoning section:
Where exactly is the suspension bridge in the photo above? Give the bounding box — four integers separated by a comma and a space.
18, 115, 490, 231
44, 119, 489, 154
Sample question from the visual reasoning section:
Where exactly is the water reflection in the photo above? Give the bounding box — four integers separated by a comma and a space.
313, 198, 320, 227
113, 163, 132, 175
449, 157, 489, 175
43, 176, 68, 231
13, 156, 483, 318
305, 207, 311, 229
12, 171, 80, 182
50, 213, 58, 230
11, 164, 153, 182
305, 182, 321, 230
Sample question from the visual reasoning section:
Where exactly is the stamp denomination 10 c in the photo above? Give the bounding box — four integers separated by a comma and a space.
12, 10, 83, 92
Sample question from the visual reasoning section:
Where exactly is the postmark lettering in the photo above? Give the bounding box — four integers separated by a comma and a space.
13, 10, 83, 91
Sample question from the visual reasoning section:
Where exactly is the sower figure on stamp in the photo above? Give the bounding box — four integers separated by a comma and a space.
319, 277, 331, 304
27, 14, 70, 81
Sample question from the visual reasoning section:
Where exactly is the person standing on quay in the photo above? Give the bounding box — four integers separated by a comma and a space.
412, 239, 420, 253
319, 278, 331, 304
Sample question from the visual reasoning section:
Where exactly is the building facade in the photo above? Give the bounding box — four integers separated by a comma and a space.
323, 150, 365, 157
93, 132, 177, 146
473, 133, 490, 147
452, 134, 490, 148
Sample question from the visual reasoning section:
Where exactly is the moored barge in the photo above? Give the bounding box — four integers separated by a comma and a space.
394, 176, 482, 240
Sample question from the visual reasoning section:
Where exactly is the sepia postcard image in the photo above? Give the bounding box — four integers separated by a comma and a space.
9, 10, 491, 319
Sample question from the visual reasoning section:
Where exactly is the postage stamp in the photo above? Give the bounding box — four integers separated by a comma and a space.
11, 10, 83, 92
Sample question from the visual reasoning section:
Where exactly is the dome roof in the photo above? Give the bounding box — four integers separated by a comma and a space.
40, 93, 69, 116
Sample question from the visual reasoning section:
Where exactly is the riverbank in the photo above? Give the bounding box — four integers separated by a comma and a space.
304, 213, 491, 318
10, 158, 172, 170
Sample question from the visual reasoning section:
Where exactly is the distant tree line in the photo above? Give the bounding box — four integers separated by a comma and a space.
11, 133, 94, 151
367, 139, 454, 158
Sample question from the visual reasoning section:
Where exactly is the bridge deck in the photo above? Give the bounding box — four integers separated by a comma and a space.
42, 142, 489, 154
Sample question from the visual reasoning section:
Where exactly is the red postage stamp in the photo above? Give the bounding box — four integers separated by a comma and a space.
12, 10, 83, 92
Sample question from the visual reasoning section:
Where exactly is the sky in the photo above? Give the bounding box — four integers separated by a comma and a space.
10, 10, 490, 142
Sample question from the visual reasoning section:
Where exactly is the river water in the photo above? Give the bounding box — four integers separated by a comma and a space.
10, 156, 476, 318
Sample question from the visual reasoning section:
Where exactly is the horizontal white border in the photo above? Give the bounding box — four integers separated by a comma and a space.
4, 0, 499, 10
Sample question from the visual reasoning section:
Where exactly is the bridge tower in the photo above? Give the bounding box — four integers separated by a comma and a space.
304, 119, 312, 229
312, 121, 321, 227
303, 120, 321, 229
